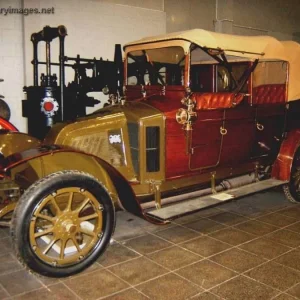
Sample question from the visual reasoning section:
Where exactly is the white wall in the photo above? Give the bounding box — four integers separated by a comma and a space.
1, 0, 166, 132
24, 0, 166, 121
0, 0, 25, 131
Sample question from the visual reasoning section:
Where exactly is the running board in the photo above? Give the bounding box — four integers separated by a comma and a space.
145, 179, 288, 221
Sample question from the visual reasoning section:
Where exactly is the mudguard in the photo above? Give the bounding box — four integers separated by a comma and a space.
1, 145, 142, 217
0, 131, 40, 157
272, 129, 300, 181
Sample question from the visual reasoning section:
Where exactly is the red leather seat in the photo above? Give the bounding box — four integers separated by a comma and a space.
194, 92, 244, 110
252, 84, 286, 105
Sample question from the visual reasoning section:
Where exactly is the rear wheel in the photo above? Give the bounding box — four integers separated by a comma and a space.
283, 148, 300, 203
11, 170, 115, 277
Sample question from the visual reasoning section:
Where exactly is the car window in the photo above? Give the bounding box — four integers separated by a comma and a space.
127, 46, 185, 86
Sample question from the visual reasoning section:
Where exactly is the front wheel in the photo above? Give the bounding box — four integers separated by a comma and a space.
283, 148, 300, 203
11, 170, 115, 277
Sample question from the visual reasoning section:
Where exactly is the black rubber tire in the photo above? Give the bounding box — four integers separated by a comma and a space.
283, 148, 300, 203
11, 170, 115, 277
0, 99, 10, 121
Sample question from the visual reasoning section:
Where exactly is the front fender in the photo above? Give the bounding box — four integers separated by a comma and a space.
4, 148, 142, 216
272, 129, 300, 181
0, 132, 40, 157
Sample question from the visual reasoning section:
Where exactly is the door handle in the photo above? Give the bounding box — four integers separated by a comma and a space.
256, 123, 264, 131
220, 127, 227, 135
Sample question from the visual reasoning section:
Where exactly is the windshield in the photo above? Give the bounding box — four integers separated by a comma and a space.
127, 46, 185, 86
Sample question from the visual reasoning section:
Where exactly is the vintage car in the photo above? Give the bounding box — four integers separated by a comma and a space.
0, 29, 300, 277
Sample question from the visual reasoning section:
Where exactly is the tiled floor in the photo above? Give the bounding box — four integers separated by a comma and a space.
2, 189, 300, 299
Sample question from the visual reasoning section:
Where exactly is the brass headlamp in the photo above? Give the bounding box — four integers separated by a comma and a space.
176, 88, 197, 130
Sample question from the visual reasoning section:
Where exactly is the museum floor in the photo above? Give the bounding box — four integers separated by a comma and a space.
1, 189, 300, 299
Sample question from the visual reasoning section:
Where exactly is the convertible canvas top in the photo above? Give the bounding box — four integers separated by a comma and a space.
125, 29, 300, 101
124, 29, 287, 60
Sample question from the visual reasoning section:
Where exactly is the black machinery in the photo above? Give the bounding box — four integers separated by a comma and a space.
23, 25, 123, 140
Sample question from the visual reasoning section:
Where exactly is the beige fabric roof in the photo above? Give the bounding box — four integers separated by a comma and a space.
281, 41, 300, 101
124, 29, 287, 60
124, 29, 300, 101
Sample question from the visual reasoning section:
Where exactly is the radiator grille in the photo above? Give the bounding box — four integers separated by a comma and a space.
146, 126, 160, 172
127, 123, 139, 174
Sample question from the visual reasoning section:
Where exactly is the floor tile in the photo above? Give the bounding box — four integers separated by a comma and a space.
275, 250, 300, 271
183, 218, 226, 234
60, 261, 102, 282
234, 220, 278, 236
246, 261, 300, 291
272, 294, 298, 300
108, 257, 167, 285
277, 206, 300, 219
209, 227, 256, 246
0, 269, 42, 297
285, 221, 300, 233
208, 211, 247, 225
154, 225, 200, 244
211, 275, 279, 300
266, 229, 300, 247
176, 259, 236, 289
64, 269, 129, 300
286, 283, 300, 298
192, 292, 221, 299
255, 212, 297, 227
12, 283, 80, 299
104, 288, 149, 300
0, 237, 12, 255
0, 253, 23, 276
123, 234, 172, 255
147, 246, 201, 270
210, 248, 266, 273
180, 236, 231, 257
173, 208, 221, 224
113, 211, 160, 241
239, 237, 291, 259
98, 242, 140, 267
0, 285, 9, 299
136, 272, 202, 300
0, 228, 9, 239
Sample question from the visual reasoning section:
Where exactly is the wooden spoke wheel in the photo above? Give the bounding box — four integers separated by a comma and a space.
11, 171, 115, 277
283, 148, 300, 203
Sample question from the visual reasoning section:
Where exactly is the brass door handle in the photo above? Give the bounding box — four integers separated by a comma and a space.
256, 123, 264, 131
220, 127, 227, 135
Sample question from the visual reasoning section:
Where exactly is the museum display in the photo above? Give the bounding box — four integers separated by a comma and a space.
23, 25, 123, 140
0, 28, 300, 277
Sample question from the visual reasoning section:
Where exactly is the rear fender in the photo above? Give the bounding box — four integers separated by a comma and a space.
272, 129, 300, 181
4, 149, 142, 216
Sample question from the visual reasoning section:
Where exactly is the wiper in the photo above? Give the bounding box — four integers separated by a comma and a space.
234, 59, 258, 94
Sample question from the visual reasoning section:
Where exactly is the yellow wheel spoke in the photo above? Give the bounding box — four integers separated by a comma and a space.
43, 238, 57, 255
60, 239, 67, 259
80, 228, 96, 237
36, 213, 55, 222
50, 196, 62, 216
72, 237, 81, 253
66, 192, 74, 212
79, 213, 98, 222
34, 227, 53, 238
76, 198, 90, 214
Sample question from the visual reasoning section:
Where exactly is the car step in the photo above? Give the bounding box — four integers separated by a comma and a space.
145, 178, 288, 221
